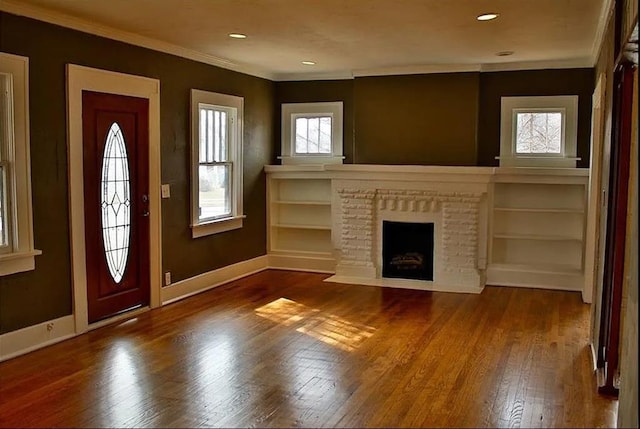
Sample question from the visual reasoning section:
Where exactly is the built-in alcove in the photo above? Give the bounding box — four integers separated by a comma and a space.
382, 221, 434, 281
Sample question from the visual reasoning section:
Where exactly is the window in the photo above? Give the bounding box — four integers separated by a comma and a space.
0, 52, 41, 276
190, 89, 244, 238
281, 102, 343, 164
499, 96, 578, 167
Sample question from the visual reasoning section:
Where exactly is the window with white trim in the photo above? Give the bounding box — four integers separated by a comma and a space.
281, 102, 343, 164
0, 52, 41, 276
499, 96, 579, 167
190, 89, 243, 238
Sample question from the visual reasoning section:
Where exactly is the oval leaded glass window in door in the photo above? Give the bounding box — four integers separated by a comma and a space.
101, 122, 131, 283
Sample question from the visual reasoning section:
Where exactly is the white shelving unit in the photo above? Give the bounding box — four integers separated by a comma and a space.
265, 165, 336, 273
487, 168, 589, 291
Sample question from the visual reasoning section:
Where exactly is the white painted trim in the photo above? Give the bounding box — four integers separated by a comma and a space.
590, 0, 615, 65
268, 254, 336, 274
584, 73, 607, 304
589, 342, 599, 371
281, 102, 343, 165
499, 95, 579, 168
0, 0, 274, 81
479, 58, 593, 73
190, 89, 244, 237
66, 64, 162, 335
486, 266, 584, 292
0, 315, 75, 362
161, 255, 268, 305
275, 71, 355, 81
353, 63, 481, 77
279, 58, 594, 81
0, 52, 41, 276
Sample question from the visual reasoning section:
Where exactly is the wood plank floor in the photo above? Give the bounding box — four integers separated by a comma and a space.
0, 270, 617, 428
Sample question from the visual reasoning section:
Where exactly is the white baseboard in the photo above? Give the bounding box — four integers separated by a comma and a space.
0, 315, 75, 362
268, 254, 336, 274
161, 255, 269, 304
589, 342, 598, 372
486, 267, 584, 292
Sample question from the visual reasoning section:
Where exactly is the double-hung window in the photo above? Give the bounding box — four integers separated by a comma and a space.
0, 52, 40, 276
190, 89, 243, 238
499, 95, 579, 167
280, 102, 343, 164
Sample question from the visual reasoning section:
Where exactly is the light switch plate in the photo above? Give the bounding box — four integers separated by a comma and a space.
161, 184, 171, 198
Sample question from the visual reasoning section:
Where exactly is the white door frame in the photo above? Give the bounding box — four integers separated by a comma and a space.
66, 64, 162, 334
584, 72, 607, 304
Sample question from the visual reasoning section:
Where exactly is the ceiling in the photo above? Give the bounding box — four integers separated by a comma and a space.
2, 0, 608, 80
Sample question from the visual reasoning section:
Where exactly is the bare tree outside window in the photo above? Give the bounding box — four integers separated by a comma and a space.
295, 116, 332, 154
516, 112, 563, 154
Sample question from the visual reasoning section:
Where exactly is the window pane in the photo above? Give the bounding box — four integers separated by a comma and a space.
516, 112, 563, 154
200, 107, 229, 163
199, 164, 231, 220
319, 117, 332, 153
101, 122, 131, 284
295, 117, 309, 153
295, 116, 332, 154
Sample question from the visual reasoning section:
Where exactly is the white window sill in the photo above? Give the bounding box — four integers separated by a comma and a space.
278, 155, 345, 165
496, 156, 579, 168
191, 215, 245, 238
0, 249, 42, 276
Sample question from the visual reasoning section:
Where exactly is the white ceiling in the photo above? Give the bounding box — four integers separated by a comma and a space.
3, 0, 608, 80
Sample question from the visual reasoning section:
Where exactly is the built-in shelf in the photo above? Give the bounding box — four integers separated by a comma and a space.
267, 170, 336, 273
493, 233, 582, 242
272, 223, 331, 230
273, 200, 331, 206
494, 207, 584, 214
489, 262, 582, 275
488, 172, 588, 291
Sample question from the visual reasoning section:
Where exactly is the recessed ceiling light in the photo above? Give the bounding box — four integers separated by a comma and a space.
477, 13, 499, 21
496, 51, 514, 56
301, 61, 316, 65
228, 33, 247, 39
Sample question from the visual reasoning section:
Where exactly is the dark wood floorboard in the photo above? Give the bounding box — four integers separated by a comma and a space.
0, 270, 617, 428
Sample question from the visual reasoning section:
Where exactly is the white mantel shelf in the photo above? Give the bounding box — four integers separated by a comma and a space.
265, 164, 589, 296
266, 164, 588, 179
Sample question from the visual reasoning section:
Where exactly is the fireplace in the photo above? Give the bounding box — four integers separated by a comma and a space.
327, 167, 489, 294
382, 221, 434, 281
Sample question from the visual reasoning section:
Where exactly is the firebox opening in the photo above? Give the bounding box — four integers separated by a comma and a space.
382, 220, 434, 281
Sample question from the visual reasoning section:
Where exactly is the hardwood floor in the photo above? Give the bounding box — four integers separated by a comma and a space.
0, 270, 617, 428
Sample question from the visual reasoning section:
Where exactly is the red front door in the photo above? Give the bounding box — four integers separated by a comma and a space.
82, 91, 150, 323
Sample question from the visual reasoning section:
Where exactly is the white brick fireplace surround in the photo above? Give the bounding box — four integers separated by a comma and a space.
324, 165, 492, 293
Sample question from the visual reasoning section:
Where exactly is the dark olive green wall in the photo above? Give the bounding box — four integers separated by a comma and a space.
477, 68, 595, 167
0, 12, 275, 334
274, 80, 354, 163
276, 69, 594, 166
353, 73, 480, 165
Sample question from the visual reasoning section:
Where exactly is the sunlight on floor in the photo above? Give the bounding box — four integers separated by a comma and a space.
255, 298, 376, 352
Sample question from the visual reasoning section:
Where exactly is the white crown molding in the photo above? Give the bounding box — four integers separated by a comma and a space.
274, 71, 355, 81
277, 58, 593, 81
590, 0, 615, 65
0, 0, 276, 81
479, 57, 593, 72
351, 63, 481, 78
